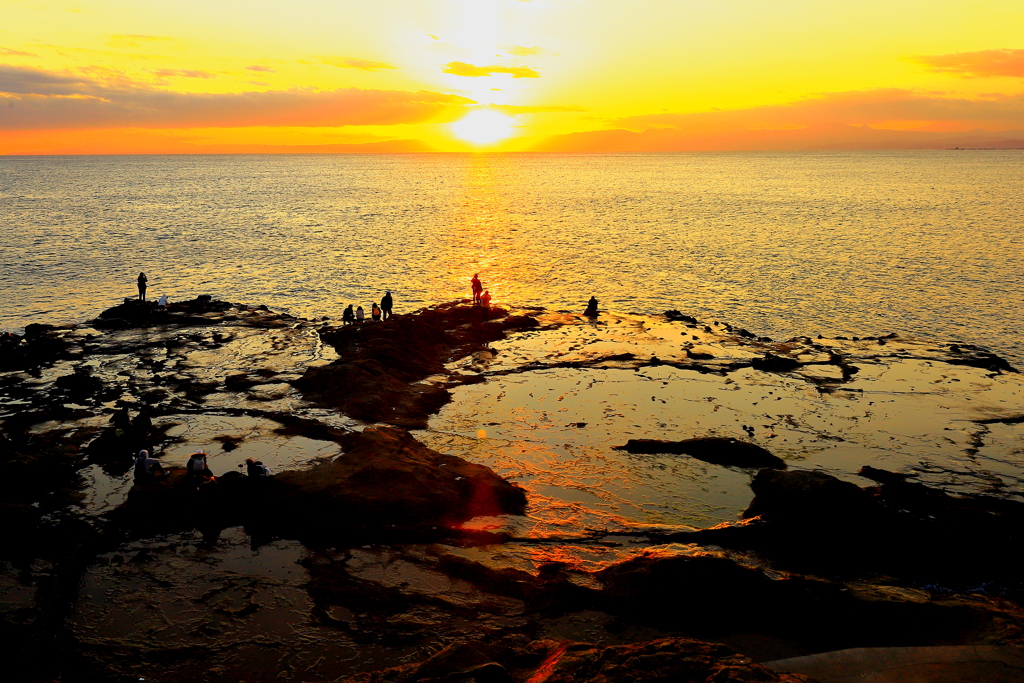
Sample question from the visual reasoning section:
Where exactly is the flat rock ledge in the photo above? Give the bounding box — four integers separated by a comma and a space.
112, 426, 526, 541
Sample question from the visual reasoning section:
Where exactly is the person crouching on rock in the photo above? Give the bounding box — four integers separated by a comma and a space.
342, 304, 355, 325
356, 305, 365, 323
371, 302, 381, 321
134, 450, 165, 483
480, 290, 491, 309
187, 450, 213, 481
584, 296, 599, 318
245, 457, 270, 477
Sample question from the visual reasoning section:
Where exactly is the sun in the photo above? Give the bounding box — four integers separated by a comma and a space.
452, 110, 515, 144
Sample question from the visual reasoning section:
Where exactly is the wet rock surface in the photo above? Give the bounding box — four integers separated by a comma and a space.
3, 299, 1024, 681
341, 636, 817, 682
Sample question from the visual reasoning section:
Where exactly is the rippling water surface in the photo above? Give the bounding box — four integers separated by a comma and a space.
2, 151, 1022, 362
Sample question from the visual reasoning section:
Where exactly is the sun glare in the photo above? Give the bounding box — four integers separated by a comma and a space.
452, 110, 515, 144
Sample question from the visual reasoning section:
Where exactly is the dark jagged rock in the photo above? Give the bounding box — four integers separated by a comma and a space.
946, 350, 1018, 373
0, 324, 78, 370
614, 437, 786, 469
743, 469, 885, 522
857, 465, 910, 485
593, 553, 986, 653
340, 635, 816, 683
664, 468, 1024, 591
751, 352, 801, 372
90, 296, 249, 329
664, 310, 698, 324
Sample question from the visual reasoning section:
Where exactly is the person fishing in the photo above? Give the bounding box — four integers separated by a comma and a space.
186, 450, 213, 481
471, 274, 483, 305
137, 272, 148, 301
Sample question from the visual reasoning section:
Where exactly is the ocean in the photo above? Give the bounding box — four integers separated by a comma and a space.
2, 151, 1023, 363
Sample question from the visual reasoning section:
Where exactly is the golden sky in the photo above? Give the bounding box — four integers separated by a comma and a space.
2, 0, 1023, 153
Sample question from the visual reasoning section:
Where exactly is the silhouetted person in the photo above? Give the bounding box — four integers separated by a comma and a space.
371, 302, 381, 321
481, 290, 491, 309
132, 405, 153, 443
342, 304, 355, 325
381, 291, 393, 320
110, 406, 131, 435
137, 272, 148, 301
186, 450, 213, 482
584, 296, 599, 318
471, 274, 483, 305
245, 457, 270, 477
356, 305, 365, 323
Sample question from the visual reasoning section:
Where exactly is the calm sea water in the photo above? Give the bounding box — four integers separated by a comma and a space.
2, 152, 1023, 363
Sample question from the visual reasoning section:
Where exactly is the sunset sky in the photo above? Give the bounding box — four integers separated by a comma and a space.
2, 0, 1024, 153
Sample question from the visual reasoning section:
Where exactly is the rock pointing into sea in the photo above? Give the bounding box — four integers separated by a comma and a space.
614, 437, 787, 469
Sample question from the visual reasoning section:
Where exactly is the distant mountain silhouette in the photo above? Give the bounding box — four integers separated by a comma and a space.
533, 124, 1024, 152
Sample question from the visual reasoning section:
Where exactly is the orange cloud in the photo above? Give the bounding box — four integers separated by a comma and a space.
245, 65, 275, 73
442, 62, 540, 78
0, 127, 435, 155
0, 64, 474, 130
492, 103, 584, 114
1, 47, 37, 57
912, 48, 1024, 78
318, 56, 397, 71
151, 68, 216, 79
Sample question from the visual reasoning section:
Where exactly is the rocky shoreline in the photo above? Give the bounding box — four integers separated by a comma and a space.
2, 296, 1023, 682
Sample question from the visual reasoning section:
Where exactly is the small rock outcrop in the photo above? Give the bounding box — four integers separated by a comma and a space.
751, 352, 801, 372
615, 437, 786, 469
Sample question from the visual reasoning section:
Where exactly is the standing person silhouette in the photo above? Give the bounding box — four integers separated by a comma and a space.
471, 274, 483, 305
137, 272, 148, 301
381, 291, 393, 320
